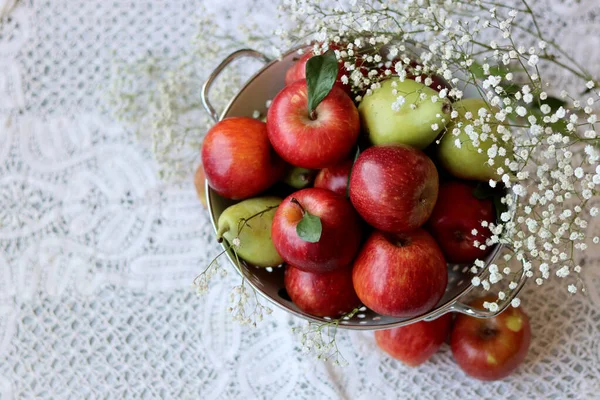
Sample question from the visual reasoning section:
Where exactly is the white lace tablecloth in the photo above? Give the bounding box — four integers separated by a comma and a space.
1, 1, 599, 399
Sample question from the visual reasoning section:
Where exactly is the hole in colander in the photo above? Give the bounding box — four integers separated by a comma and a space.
372, 316, 381, 321
359, 321, 367, 324
359, 306, 367, 312
461, 266, 469, 273
341, 320, 349, 324
457, 280, 464, 286
266, 267, 273, 273
357, 314, 365, 319
278, 288, 291, 301
323, 316, 331, 321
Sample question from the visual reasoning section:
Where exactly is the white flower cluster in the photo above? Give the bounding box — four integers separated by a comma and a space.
193, 256, 228, 296
292, 307, 362, 366
275, 0, 599, 300
227, 282, 274, 327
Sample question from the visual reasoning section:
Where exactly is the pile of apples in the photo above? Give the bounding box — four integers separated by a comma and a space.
199, 47, 530, 380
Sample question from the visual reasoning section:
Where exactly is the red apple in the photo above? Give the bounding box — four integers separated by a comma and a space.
313, 159, 353, 196
201, 117, 285, 200
451, 296, 531, 381
284, 264, 361, 317
375, 314, 453, 366
349, 145, 439, 233
284, 46, 360, 94
352, 229, 447, 318
285, 51, 313, 85
267, 80, 360, 169
193, 164, 207, 208
427, 181, 495, 264
272, 188, 362, 273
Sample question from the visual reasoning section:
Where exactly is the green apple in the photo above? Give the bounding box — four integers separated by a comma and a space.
217, 196, 283, 267
358, 77, 452, 149
437, 98, 511, 182
282, 166, 317, 189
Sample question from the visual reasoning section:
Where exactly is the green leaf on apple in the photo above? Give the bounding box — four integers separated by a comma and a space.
306, 50, 339, 114
346, 145, 361, 198
296, 212, 322, 243
473, 184, 508, 223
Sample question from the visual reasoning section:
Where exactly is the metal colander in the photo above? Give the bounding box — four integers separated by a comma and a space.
201, 47, 527, 330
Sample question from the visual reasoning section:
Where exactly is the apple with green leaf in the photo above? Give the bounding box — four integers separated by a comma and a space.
271, 188, 362, 273
437, 98, 512, 182
451, 296, 531, 381
358, 77, 452, 149
268, 51, 360, 169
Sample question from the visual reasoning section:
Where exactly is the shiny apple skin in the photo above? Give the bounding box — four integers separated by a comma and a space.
267, 80, 360, 169
352, 229, 447, 318
201, 117, 285, 200
451, 296, 531, 381
313, 159, 353, 197
427, 181, 495, 263
285, 52, 313, 85
284, 264, 361, 317
271, 188, 362, 273
375, 314, 453, 366
349, 145, 439, 233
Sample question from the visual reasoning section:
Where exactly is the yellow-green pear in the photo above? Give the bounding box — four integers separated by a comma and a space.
217, 196, 283, 267
437, 98, 511, 182
358, 77, 452, 149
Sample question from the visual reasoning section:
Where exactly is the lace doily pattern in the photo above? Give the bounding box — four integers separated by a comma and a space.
0, 0, 599, 398
0, 277, 598, 399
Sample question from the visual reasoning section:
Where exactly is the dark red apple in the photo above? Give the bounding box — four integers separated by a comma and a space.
451, 296, 531, 381
193, 164, 207, 208
267, 80, 360, 169
427, 181, 495, 264
272, 188, 362, 273
375, 314, 453, 366
352, 229, 447, 318
284, 264, 361, 317
349, 145, 439, 233
284, 46, 360, 93
285, 51, 313, 85
201, 117, 285, 200
313, 159, 353, 196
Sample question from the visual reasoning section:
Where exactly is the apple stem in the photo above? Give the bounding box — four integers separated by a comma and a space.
442, 102, 452, 115
290, 197, 306, 215
309, 109, 318, 121
216, 223, 230, 242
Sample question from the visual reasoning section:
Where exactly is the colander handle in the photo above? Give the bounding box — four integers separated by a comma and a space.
425, 267, 529, 321
201, 49, 271, 122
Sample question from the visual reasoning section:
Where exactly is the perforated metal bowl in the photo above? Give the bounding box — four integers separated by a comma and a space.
201, 47, 527, 330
